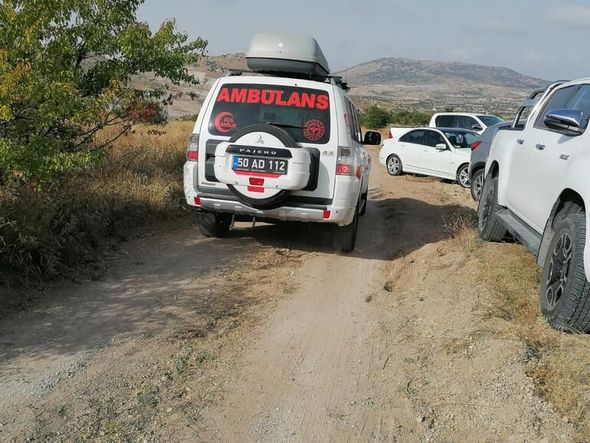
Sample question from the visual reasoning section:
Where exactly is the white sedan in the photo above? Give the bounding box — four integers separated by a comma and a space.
378, 127, 478, 188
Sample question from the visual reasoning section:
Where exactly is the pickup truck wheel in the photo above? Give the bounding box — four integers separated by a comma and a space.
470, 169, 485, 201
198, 211, 232, 238
456, 164, 470, 188
333, 204, 359, 253
540, 206, 590, 332
477, 172, 507, 241
386, 155, 403, 176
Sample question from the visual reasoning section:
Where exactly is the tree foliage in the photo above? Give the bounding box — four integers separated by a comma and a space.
0, 0, 206, 183
362, 105, 391, 129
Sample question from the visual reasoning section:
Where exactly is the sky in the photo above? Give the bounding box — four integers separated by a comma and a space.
138, 0, 590, 81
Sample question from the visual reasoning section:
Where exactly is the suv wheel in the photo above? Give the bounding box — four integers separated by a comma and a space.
540, 204, 590, 332
333, 203, 359, 253
386, 155, 403, 176
456, 164, 470, 188
198, 211, 232, 238
477, 171, 507, 241
470, 169, 484, 201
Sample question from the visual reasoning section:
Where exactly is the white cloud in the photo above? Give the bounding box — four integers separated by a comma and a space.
547, 6, 590, 28
524, 50, 554, 64
472, 20, 523, 35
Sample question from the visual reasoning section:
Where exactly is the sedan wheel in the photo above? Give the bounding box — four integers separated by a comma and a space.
457, 164, 470, 188
386, 155, 402, 176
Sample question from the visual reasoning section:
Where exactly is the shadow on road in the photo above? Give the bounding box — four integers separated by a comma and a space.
227, 196, 477, 262
0, 194, 476, 362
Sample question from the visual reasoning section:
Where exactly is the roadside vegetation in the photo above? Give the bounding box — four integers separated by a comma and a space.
445, 207, 590, 440
0, 1, 204, 293
361, 105, 433, 129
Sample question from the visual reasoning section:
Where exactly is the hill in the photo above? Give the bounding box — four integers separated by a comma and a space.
338, 57, 548, 117
134, 54, 548, 119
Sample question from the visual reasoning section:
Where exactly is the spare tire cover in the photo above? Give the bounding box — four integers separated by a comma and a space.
213, 124, 312, 209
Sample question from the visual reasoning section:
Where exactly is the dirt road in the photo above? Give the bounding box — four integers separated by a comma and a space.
0, 151, 575, 441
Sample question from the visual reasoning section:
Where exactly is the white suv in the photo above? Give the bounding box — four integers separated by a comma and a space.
478, 78, 590, 332
184, 34, 381, 252
430, 112, 504, 134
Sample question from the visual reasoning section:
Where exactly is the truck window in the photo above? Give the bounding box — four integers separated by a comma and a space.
457, 116, 478, 129
534, 85, 579, 131
435, 115, 453, 127
568, 85, 590, 121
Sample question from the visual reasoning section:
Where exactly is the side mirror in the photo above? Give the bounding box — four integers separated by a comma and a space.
435, 143, 447, 151
363, 131, 381, 145
471, 124, 483, 131
545, 109, 586, 135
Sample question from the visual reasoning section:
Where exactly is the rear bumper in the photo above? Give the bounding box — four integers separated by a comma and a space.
190, 194, 355, 225
184, 161, 358, 225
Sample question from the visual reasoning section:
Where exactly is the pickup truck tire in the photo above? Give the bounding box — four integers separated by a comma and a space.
198, 211, 232, 238
456, 164, 470, 188
386, 155, 403, 176
477, 172, 507, 241
333, 203, 359, 253
540, 205, 590, 332
470, 169, 484, 201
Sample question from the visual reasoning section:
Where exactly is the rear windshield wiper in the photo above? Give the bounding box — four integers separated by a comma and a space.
265, 121, 305, 130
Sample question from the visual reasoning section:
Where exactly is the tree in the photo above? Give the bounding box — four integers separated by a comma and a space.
362, 105, 391, 129
0, 0, 207, 183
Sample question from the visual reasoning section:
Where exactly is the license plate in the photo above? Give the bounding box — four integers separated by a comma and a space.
232, 156, 288, 175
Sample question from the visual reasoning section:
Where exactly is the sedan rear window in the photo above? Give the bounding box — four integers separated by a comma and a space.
208, 83, 331, 144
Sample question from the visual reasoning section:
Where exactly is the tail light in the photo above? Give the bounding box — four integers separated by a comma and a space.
388, 129, 393, 139
336, 146, 355, 176
186, 134, 199, 161
470, 140, 482, 151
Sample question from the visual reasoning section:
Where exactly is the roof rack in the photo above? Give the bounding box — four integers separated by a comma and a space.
225, 70, 350, 92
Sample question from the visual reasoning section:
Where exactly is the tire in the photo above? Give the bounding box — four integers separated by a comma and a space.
333, 204, 359, 253
456, 164, 470, 188
470, 168, 485, 201
540, 204, 590, 332
386, 154, 403, 176
359, 191, 368, 216
198, 211, 232, 238
477, 172, 507, 241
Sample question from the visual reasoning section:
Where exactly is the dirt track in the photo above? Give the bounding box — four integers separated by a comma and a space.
0, 150, 576, 441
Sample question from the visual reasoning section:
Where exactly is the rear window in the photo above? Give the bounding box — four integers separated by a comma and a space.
477, 115, 503, 127
208, 83, 331, 144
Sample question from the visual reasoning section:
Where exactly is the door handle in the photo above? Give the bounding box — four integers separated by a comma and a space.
517, 139, 525, 145
536, 144, 546, 150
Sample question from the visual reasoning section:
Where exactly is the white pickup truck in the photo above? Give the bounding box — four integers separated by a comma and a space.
478, 78, 590, 332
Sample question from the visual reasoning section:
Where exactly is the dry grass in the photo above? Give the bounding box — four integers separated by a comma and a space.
0, 121, 193, 311
475, 241, 590, 439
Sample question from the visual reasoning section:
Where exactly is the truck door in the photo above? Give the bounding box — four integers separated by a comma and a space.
506, 85, 580, 231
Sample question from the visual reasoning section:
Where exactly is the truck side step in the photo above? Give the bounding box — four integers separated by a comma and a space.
497, 209, 542, 256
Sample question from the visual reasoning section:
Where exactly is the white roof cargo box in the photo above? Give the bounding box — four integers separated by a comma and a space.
246, 33, 330, 77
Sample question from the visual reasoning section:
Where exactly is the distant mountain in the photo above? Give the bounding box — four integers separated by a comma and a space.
339, 57, 546, 89
133, 53, 548, 118
337, 57, 548, 117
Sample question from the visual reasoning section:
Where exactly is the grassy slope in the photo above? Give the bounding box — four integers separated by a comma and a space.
0, 121, 193, 313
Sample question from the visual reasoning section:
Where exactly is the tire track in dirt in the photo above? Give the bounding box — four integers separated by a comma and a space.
196, 155, 575, 442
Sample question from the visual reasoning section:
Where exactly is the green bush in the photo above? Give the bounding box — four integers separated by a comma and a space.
362, 106, 392, 129
390, 110, 433, 127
